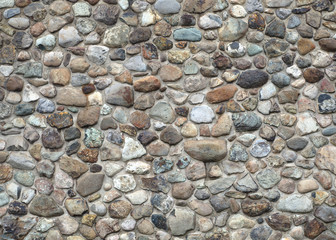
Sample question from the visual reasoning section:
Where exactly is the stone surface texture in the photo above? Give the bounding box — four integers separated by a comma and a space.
0, 0, 335, 239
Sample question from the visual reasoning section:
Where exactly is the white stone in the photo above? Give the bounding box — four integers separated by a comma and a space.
257, 100, 271, 115
54, 169, 73, 189
190, 105, 215, 123
125, 190, 148, 204
22, 84, 39, 102
296, 112, 319, 136
0, 65, 14, 76
118, 0, 129, 10
122, 137, 146, 160
303, 84, 319, 99
7, 182, 21, 199
199, 13, 223, 29
121, 218, 137, 231
88, 92, 103, 106
0, 0, 14, 8
311, 50, 333, 68
141, 8, 156, 26
104, 162, 123, 177
286, 65, 302, 79
113, 174, 137, 192
126, 161, 151, 174
230, 5, 247, 18
259, 82, 277, 100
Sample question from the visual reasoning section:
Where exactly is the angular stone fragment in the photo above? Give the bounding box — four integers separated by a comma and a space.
266, 213, 291, 231
59, 156, 89, 179
241, 199, 272, 217
134, 76, 161, 92
184, 139, 227, 162
316, 145, 336, 174
56, 87, 87, 107
219, 18, 248, 41
105, 83, 134, 107
168, 207, 195, 236
277, 194, 313, 213
47, 112, 73, 129
183, 0, 214, 13
29, 195, 64, 217
77, 106, 100, 128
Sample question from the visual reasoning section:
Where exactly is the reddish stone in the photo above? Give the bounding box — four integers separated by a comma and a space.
134, 76, 161, 92
319, 78, 335, 93
206, 85, 238, 103
30, 22, 46, 37
82, 84, 96, 94
77, 148, 99, 163
130, 111, 151, 129
304, 219, 326, 239
303, 68, 324, 83
115, 70, 133, 85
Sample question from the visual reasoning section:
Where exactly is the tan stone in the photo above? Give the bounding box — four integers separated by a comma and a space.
50, 68, 71, 86
134, 76, 161, 92
297, 179, 319, 193
159, 65, 183, 82
297, 38, 315, 55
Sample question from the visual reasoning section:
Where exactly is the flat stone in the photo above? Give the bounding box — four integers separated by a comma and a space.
29, 195, 64, 217
184, 139, 227, 162
205, 176, 236, 194
277, 194, 313, 213
114, 174, 136, 192
105, 83, 134, 107
103, 24, 130, 48
76, 173, 104, 197
219, 18, 248, 41
242, 199, 272, 217
59, 156, 89, 179
266, 213, 291, 231
109, 200, 132, 218
237, 70, 269, 88
154, 0, 180, 14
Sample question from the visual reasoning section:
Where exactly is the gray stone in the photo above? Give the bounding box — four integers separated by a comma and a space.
277, 194, 313, 213
76, 173, 104, 197
154, 0, 180, 14
168, 207, 195, 236
190, 105, 215, 123
149, 101, 175, 123
256, 169, 281, 189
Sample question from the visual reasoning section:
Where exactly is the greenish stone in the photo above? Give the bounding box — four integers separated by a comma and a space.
84, 128, 104, 148
14, 170, 35, 187
15, 103, 35, 116
247, 44, 263, 56
184, 61, 199, 75
15, 62, 43, 78
67, 107, 79, 113
173, 28, 202, 42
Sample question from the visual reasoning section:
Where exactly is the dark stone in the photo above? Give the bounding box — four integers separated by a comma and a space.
312, 0, 330, 11
12, 32, 33, 49
241, 199, 272, 217
129, 28, 151, 44
287, 137, 308, 151
237, 70, 269, 88
319, 38, 336, 52
153, 37, 173, 51
175, 106, 189, 117
90, 164, 102, 173
138, 131, 158, 146
212, 52, 233, 70
47, 112, 73, 129
151, 214, 168, 230
8, 201, 28, 215
66, 141, 80, 156
0, 44, 16, 64
82, 84, 96, 94
14, 104, 34, 116
265, 19, 286, 38
64, 127, 81, 141
232, 112, 262, 132
180, 14, 196, 26
314, 205, 336, 223
304, 219, 326, 239
141, 175, 170, 193
282, 52, 296, 66
93, 4, 120, 25
292, 7, 311, 14
209, 194, 230, 212
248, 12, 265, 31
110, 48, 126, 60
42, 128, 64, 149
266, 213, 291, 231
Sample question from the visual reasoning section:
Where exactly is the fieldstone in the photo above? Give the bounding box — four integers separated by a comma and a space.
105, 83, 134, 107
168, 207, 195, 235
184, 139, 227, 162
96, 218, 120, 238
47, 112, 73, 129
42, 128, 63, 149
206, 176, 236, 194
59, 26, 82, 47
29, 195, 64, 217
219, 18, 248, 41
151, 193, 174, 213
114, 174, 136, 192
109, 200, 132, 218
256, 169, 280, 189
250, 140, 271, 158
304, 219, 326, 239
277, 194, 313, 213
237, 70, 269, 88
59, 156, 89, 178
266, 213, 291, 231
173, 28, 202, 42
103, 25, 130, 47
154, 0, 180, 14
93, 4, 119, 25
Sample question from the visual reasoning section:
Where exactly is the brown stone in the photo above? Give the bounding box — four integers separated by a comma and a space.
50, 68, 71, 86
304, 219, 326, 239
241, 199, 272, 217
120, 124, 137, 136
313, 171, 332, 190
130, 111, 151, 129
172, 182, 195, 199
96, 218, 120, 238
77, 148, 99, 163
5, 76, 24, 92
160, 125, 183, 145
59, 156, 89, 179
206, 85, 238, 104
183, 0, 215, 13
159, 65, 183, 82
297, 179, 319, 193
186, 161, 206, 180
70, 58, 90, 73
115, 70, 133, 85
15, 0, 31, 7
134, 76, 161, 92
154, 21, 172, 37
0, 45, 16, 64
30, 22, 46, 37
319, 38, 336, 51
109, 200, 132, 218
56, 87, 87, 107
303, 68, 324, 83
77, 106, 100, 128
248, 12, 265, 31
297, 38, 316, 55
0, 163, 13, 183
278, 178, 295, 194
266, 213, 292, 231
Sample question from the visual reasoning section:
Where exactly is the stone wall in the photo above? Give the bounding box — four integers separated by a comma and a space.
0, 0, 336, 239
